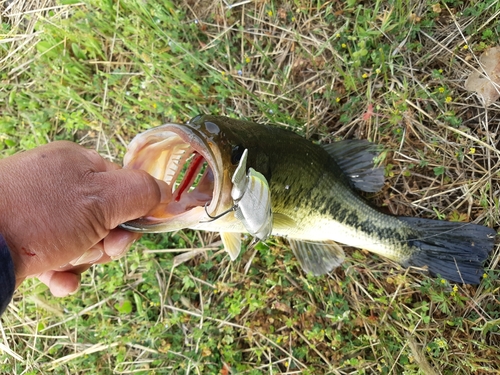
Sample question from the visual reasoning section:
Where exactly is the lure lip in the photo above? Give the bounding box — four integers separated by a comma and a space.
121, 122, 227, 233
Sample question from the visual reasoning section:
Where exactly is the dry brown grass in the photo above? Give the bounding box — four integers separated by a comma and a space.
0, 0, 60, 76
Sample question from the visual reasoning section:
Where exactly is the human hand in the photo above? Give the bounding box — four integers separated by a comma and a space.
35, 227, 142, 297
0, 141, 167, 296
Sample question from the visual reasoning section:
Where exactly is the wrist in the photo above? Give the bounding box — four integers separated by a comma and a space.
0, 225, 26, 288
0, 158, 26, 284
0, 233, 16, 315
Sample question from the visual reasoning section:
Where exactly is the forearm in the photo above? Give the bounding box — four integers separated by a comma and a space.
0, 234, 15, 316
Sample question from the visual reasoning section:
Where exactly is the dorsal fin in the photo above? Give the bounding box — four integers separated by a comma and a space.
322, 139, 384, 193
288, 239, 345, 276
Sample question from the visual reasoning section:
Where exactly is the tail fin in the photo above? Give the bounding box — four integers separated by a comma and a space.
399, 217, 497, 284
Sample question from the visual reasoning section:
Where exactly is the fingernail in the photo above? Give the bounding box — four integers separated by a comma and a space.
69, 282, 81, 296
156, 178, 172, 203
70, 248, 103, 266
110, 240, 136, 260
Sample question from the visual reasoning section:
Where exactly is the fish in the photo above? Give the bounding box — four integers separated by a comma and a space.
121, 114, 497, 284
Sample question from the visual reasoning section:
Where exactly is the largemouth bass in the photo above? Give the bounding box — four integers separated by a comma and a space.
121, 115, 496, 284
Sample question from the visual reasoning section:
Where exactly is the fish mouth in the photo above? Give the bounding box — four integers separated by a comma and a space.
121, 123, 223, 232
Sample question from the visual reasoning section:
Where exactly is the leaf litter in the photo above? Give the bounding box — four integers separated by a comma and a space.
465, 46, 500, 106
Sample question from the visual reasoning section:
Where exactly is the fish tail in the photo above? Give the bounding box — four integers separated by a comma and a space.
399, 217, 497, 284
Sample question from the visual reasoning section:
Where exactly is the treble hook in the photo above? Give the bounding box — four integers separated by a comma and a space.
201, 202, 238, 223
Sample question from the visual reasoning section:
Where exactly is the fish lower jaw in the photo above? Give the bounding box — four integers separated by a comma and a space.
121, 206, 208, 233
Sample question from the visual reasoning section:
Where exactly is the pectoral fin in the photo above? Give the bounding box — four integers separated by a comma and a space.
273, 213, 296, 229
289, 239, 345, 276
221, 232, 242, 261
322, 140, 384, 193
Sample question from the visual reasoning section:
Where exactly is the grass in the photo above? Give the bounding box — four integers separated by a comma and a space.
1, 0, 500, 373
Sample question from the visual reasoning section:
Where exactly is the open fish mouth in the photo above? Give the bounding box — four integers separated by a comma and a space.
122, 124, 222, 231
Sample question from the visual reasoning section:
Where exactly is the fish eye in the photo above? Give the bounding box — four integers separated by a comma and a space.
231, 145, 245, 165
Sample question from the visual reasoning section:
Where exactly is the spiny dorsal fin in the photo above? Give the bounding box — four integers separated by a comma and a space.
220, 232, 242, 261
288, 239, 345, 276
322, 139, 384, 193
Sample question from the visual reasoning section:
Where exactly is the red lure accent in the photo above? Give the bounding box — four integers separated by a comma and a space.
173, 153, 205, 202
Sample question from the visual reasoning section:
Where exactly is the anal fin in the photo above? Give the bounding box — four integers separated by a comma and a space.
289, 239, 345, 276
221, 232, 242, 261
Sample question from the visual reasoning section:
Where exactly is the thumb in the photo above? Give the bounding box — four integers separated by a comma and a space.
95, 169, 169, 229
